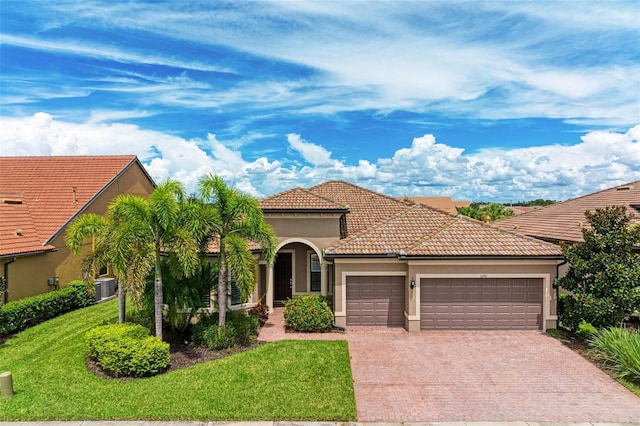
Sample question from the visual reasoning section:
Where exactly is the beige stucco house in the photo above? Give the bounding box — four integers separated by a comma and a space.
0, 155, 155, 304
242, 181, 564, 331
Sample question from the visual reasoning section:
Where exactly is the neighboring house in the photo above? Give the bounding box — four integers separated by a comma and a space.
401, 196, 471, 215
494, 180, 640, 246
0, 155, 155, 304
239, 181, 563, 331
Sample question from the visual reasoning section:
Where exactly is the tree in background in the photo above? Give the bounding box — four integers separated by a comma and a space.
457, 203, 514, 222
558, 206, 640, 330
198, 174, 277, 328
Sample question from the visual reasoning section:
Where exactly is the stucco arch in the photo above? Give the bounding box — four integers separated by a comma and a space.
276, 238, 323, 262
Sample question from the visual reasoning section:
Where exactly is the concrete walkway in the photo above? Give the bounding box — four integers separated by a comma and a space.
258, 309, 640, 423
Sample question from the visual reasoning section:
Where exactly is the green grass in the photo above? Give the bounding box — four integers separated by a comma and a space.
0, 299, 356, 421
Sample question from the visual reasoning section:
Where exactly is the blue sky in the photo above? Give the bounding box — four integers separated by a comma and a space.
1, 1, 639, 202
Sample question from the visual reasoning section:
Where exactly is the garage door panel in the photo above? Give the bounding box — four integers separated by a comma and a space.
347, 276, 404, 326
421, 277, 542, 330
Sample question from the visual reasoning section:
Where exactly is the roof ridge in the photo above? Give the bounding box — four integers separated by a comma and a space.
309, 180, 412, 208
479, 215, 565, 250
298, 186, 348, 208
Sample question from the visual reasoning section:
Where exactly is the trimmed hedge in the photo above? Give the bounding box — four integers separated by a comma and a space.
86, 323, 170, 377
0, 280, 95, 337
284, 295, 333, 332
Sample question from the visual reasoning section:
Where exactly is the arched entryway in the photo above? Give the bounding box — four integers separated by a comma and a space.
265, 238, 329, 310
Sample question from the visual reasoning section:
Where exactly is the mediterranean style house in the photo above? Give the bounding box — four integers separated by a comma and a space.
234, 181, 564, 331
0, 155, 155, 304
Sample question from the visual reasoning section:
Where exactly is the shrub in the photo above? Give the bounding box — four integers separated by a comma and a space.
576, 320, 597, 338
590, 327, 640, 380
0, 280, 95, 337
85, 323, 169, 377
201, 325, 237, 350
284, 295, 333, 332
227, 310, 259, 346
248, 302, 269, 325
192, 310, 260, 349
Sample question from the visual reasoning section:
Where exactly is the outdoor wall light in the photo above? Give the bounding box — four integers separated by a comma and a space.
410, 277, 415, 289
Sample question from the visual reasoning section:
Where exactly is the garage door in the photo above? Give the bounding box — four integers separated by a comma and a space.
420, 277, 542, 330
346, 276, 404, 326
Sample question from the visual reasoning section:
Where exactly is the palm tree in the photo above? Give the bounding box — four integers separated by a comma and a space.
198, 174, 277, 328
106, 180, 203, 339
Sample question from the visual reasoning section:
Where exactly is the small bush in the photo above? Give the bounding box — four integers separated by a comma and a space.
248, 302, 269, 325
192, 310, 260, 349
227, 310, 259, 346
284, 295, 333, 332
201, 325, 237, 350
577, 320, 597, 338
85, 323, 169, 377
590, 327, 640, 380
0, 280, 95, 337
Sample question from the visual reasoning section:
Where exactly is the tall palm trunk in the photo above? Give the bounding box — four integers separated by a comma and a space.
154, 246, 163, 339
218, 260, 227, 328
118, 281, 126, 323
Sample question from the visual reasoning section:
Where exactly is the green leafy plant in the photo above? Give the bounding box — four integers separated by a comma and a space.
284, 295, 333, 332
590, 327, 640, 380
558, 206, 640, 330
86, 323, 170, 377
192, 310, 259, 349
576, 320, 597, 338
0, 281, 94, 337
248, 302, 269, 325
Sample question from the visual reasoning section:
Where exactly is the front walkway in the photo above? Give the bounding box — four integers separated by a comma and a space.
258, 309, 640, 423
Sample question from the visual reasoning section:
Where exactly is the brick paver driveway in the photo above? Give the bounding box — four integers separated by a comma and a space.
259, 309, 640, 422
346, 327, 640, 422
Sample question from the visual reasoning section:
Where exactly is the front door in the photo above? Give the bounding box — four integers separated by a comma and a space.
274, 252, 292, 302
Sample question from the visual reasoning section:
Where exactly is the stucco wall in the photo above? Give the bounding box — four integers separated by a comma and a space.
4, 162, 154, 302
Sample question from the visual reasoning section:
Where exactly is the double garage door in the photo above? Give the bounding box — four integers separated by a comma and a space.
345, 275, 542, 330
420, 277, 542, 330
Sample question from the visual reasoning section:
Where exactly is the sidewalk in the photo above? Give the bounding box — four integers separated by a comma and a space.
2, 421, 639, 426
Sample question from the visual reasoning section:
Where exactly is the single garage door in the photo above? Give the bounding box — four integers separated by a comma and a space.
420, 277, 542, 330
346, 275, 404, 326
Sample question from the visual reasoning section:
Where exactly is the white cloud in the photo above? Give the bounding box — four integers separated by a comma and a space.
1, 113, 638, 202
287, 133, 332, 166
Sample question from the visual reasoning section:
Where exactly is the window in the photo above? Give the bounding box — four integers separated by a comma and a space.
310, 253, 321, 292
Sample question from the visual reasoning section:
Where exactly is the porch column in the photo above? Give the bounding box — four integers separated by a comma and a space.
320, 261, 328, 296
266, 264, 274, 312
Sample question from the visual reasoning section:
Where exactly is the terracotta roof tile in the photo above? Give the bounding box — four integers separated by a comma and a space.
0, 155, 139, 256
308, 181, 412, 236
326, 203, 561, 257
495, 180, 640, 243
260, 187, 347, 211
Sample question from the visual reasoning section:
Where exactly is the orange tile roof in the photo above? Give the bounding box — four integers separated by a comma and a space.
308, 181, 413, 236
260, 187, 347, 211
495, 180, 640, 243
402, 196, 470, 215
0, 155, 140, 256
260, 180, 561, 258
326, 204, 561, 257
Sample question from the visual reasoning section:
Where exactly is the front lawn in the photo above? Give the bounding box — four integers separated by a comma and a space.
0, 299, 356, 420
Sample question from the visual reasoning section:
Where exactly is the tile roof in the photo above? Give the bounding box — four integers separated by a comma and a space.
402, 196, 470, 215
261, 181, 561, 258
259, 187, 347, 211
326, 204, 561, 257
0, 155, 140, 256
308, 181, 413, 236
495, 180, 640, 243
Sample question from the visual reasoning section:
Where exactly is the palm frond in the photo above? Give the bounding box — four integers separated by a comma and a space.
223, 234, 257, 303
64, 214, 108, 254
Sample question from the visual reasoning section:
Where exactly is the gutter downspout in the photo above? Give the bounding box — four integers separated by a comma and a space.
554, 259, 568, 326
3, 257, 17, 305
